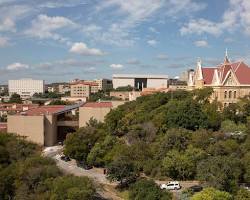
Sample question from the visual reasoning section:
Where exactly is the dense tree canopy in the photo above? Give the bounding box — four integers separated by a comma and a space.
63, 88, 250, 198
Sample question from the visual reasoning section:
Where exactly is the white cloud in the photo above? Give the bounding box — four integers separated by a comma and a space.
110, 64, 123, 69
149, 27, 159, 34
180, 0, 250, 37
147, 39, 157, 46
0, 36, 9, 47
6, 62, 29, 71
93, 0, 205, 46
0, 5, 31, 32
127, 58, 140, 65
156, 54, 168, 60
194, 40, 208, 47
25, 14, 77, 43
70, 42, 105, 56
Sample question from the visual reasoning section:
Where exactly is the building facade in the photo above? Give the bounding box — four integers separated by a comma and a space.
188, 54, 250, 106
9, 79, 45, 98
70, 81, 99, 98
112, 74, 168, 90
94, 79, 113, 91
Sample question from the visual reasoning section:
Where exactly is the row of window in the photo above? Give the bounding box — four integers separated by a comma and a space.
224, 91, 237, 99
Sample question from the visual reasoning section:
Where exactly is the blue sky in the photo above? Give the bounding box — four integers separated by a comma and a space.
0, 0, 250, 83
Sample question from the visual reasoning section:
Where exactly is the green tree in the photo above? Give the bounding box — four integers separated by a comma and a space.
129, 179, 172, 200
64, 127, 101, 162
196, 156, 242, 192
9, 93, 22, 103
107, 156, 139, 186
48, 176, 95, 200
235, 189, 250, 200
191, 187, 232, 200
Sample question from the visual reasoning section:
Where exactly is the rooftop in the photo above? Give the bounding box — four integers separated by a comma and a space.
82, 102, 113, 108
113, 74, 168, 79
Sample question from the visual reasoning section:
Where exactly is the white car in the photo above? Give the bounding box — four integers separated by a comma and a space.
160, 181, 181, 190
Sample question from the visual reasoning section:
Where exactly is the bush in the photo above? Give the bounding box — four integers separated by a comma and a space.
129, 179, 172, 200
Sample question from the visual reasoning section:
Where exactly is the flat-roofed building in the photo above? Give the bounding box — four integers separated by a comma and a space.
9, 79, 45, 98
94, 79, 113, 91
8, 104, 82, 146
70, 81, 99, 98
112, 74, 168, 90
79, 101, 125, 127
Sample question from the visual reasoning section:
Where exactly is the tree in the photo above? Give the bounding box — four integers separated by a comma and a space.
196, 156, 242, 192
129, 179, 172, 200
49, 100, 72, 105
107, 156, 139, 187
9, 93, 22, 103
64, 127, 101, 162
162, 149, 196, 180
242, 152, 250, 183
235, 189, 250, 200
191, 187, 232, 200
48, 176, 95, 200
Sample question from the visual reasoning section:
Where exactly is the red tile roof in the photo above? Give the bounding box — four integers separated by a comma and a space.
24, 105, 66, 116
202, 61, 250, 85
201, 68, 216, 84
82, 102, 113, 108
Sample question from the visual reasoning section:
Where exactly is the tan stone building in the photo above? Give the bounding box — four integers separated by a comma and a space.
79, 101, 125, 127
70, 81, 99, 98
188, 53, 250, 106
8, 105, 81, 146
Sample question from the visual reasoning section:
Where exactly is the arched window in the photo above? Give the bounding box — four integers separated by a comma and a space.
234, 91, 237, 98
229, 91, 232, 99
224, 91, 227, 99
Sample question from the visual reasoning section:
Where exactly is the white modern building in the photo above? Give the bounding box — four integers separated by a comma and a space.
9, 79, 45, 98
112, 74, 168, 90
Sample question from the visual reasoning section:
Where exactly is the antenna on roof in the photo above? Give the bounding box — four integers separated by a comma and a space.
224, 48, 230, 64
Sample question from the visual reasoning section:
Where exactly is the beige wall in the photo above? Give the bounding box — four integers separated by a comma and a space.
44, 115, 57, 146
79, 107, 111, 127
70, 84, 90, 98
110, 91, 129, 100
8, 115, 45, 145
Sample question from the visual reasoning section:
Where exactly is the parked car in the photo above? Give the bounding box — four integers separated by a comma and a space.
60, 155, 71, 162
76, 161, 93, 170
189, 185, 203, 192
160, 181, 181, 190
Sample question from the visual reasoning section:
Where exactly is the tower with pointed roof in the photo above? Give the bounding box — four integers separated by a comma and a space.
188, 50, 250, 106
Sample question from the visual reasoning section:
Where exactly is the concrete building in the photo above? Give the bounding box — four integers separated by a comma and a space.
94, 79, 113, 91
8, 104, 81, 146
79, 101, 125, 127
188, 52, 250, 106
110, 91, 130, 100
9, 79, 45, 98
112, 74, 168, 90
70, 81, 99, 98
58, 84, 70, 94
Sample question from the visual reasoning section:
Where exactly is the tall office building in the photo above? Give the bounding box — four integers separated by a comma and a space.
8, 79, 45, 98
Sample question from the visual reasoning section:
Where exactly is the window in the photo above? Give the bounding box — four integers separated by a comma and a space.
234, 91, 237, 98
229, 91, 232, 99
224, 91, 227, 99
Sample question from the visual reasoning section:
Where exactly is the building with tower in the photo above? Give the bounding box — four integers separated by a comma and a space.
188, 51, 250, 106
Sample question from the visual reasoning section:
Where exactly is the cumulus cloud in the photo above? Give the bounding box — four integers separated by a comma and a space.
6, 62, 29, 71
180, 0, 250, 37
69, 42, 105, 56
127, 58, 140, 65
110, 64, 123, 69
25, 14, 77, 43
147, 39, 157, 46
194, 40, 208, 47
0, 36, 9, 47
156, 54, 168, 60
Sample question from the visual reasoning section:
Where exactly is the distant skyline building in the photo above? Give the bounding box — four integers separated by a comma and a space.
8, 79, 45, 98
112, 74, 168, 90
